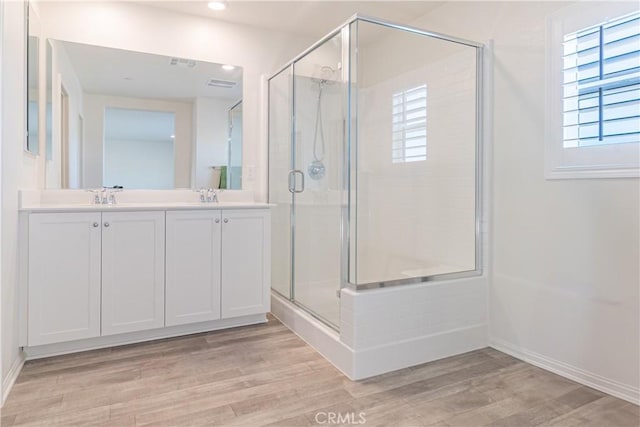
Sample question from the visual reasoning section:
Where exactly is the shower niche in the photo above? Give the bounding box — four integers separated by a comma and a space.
269, 16, 483, 330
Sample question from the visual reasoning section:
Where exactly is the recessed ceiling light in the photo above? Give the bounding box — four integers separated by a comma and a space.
207, 1, 226, 11
221, 64, 235, 71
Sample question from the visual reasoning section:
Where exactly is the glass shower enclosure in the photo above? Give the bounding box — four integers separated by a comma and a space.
269, 15, 483, 329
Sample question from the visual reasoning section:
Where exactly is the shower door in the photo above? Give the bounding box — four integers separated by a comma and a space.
268, 31, 346, 329
268, 67, 293, 300
290, 31, 346, 328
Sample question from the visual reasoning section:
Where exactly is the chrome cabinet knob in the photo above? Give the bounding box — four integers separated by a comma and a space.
93, 222, 99, 228
215, 218, 220, 224
104, 222, 110, 228
223, 218, 229, 223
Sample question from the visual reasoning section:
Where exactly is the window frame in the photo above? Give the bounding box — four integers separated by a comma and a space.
392, 84, 427, 164
545, 2, 640, 179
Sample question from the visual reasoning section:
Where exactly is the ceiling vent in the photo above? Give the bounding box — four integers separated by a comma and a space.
207, 79, 236, 88
169, 57, 196, 68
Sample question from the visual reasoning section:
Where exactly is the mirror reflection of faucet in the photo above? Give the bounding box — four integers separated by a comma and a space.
193, 188, 219, 203
207, 188, 219, 203
86, 187, 123, 205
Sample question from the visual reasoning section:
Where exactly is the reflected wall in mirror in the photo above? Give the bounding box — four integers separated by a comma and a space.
228, 100, 242, 190
104, 107, 176, 189
45, 40, 52, 161
27, 3, 39, 154
45, 40, 243, 189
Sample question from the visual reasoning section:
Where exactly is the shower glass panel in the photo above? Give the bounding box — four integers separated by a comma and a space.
268, 15, 482, 329
291, 32, 345, 327
350, 20, 479, 285
268, 67, 293, 299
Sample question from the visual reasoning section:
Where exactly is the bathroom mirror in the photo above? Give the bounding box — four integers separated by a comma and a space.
44, 40, 242, 189
26, 3, 39, 154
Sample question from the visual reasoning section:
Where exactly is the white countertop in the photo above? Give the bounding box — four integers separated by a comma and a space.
20, 201, 274, 213
19, 189, 274, 212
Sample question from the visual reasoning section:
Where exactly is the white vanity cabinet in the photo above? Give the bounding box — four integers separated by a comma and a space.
22, 200, 271, 355
101, 211, 165, 335
166, 210, 222, 326
221, 209, 271, 318
27, 211, 165, 345
166, 209, 271, 323
28, 212, 102, 346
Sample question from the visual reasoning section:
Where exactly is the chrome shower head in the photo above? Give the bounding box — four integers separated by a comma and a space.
312, 65, 336, 86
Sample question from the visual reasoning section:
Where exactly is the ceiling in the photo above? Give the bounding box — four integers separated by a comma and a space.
59, 40, 243, 101
142, 1, 444, 38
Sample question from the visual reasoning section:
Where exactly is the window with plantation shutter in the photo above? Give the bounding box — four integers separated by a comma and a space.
392, 85, 427, 163
563, 11, 640, 148
546, 4, 639, 179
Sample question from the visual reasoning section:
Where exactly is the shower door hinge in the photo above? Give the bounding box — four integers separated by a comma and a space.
336, 290, 341, 298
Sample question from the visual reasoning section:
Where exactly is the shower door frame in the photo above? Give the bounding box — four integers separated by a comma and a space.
267, 14, 485, 326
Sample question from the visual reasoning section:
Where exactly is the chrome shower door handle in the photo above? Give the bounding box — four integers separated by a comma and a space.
288, 170, 295, 193
288, 170, 305, 193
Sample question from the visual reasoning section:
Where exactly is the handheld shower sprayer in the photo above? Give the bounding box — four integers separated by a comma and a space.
308, 65, 335, 181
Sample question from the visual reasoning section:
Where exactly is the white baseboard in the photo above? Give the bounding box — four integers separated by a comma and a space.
353, 324, 488, 380
2, 351, 26, 406
490, 337, 639, 405
24, 314, 267, 360
272, 292, 489, 381
270, 293, 355, 378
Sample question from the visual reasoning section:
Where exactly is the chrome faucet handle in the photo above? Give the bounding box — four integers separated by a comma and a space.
100, 187, 109, 204
107, 189, 123, 205
85, 189, 101, 205
193, 188, 207, 202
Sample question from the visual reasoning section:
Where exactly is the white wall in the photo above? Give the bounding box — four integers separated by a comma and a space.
37, 1, 314, 200
193, 97, 232, 188
1, 0, 39, 403
83, 93, 192, 188
0, 0, 4, 402
407, 1, 639, 403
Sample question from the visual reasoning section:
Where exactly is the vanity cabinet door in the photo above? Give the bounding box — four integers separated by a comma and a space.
221, 209, 271, 318
28, 212, 102, 346
166, 210, 222, 326
101, 211, 165, 335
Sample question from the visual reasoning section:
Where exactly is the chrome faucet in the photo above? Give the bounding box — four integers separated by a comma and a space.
86, 189, 102, 205
107, 189, 123, 205
193, 188, 218, 203
207, 188, 218, 203
193, 188, 207, 202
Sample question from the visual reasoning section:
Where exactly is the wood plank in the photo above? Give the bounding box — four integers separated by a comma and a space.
2, 317, 636, 427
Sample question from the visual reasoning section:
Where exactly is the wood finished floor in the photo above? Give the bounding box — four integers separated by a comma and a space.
1, 315, 638, 427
